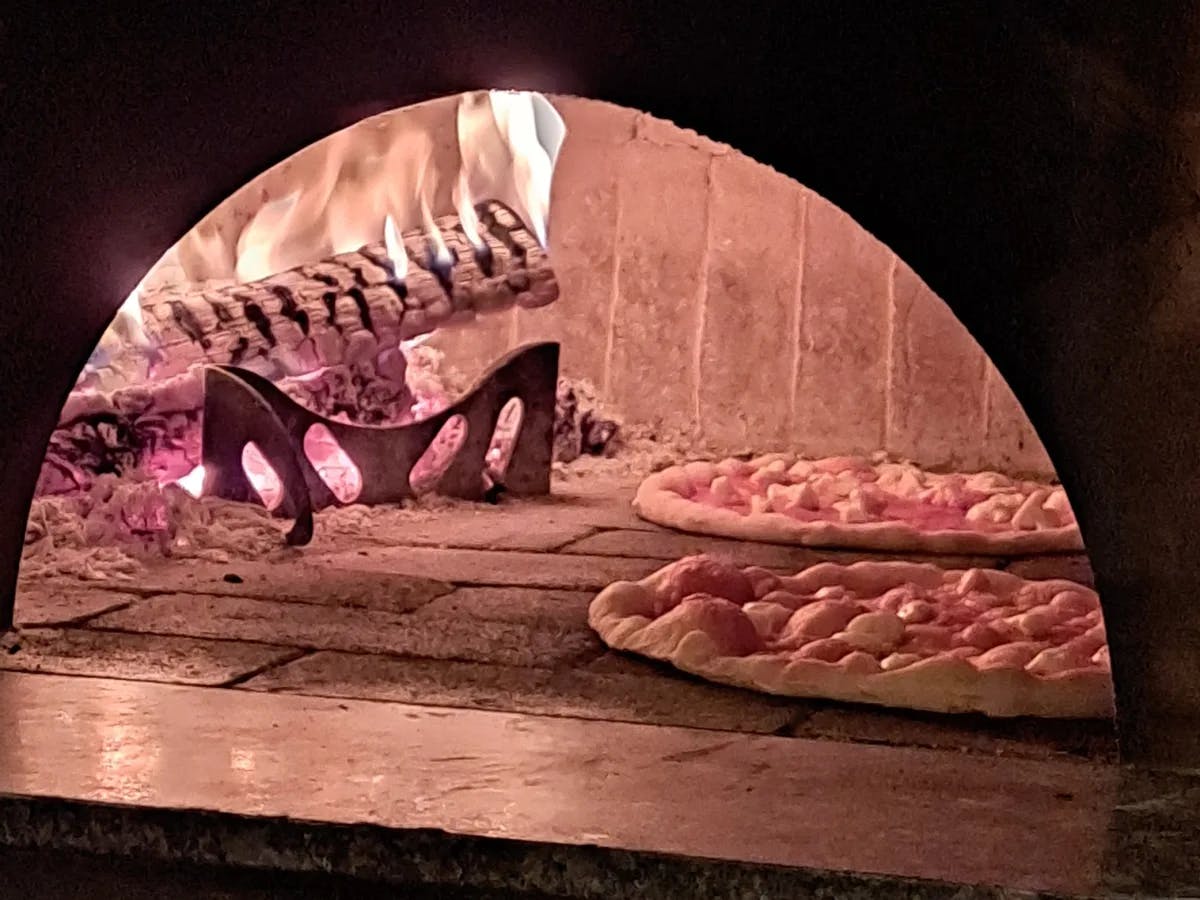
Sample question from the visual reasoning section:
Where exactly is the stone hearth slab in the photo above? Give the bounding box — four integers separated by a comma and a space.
0, 628, 300, 686
0, 671, 1193, 898
793, 704, 1118, 763
413, 586, 593, 630
561, 528, 996, 570
311, 503, 600, 553
90, 590, 601, 668
538, 479, 668, 531
123, 562, 453, 612
314, 546, 662, 590
242, 650, 801, 734
13, 587, 137, 626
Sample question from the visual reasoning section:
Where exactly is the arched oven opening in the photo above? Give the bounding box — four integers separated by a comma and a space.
4, 2, 1200, 786
11, 88, 1116, 759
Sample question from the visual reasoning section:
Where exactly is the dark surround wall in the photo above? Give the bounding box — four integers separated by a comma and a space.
3, 2, 1200, 764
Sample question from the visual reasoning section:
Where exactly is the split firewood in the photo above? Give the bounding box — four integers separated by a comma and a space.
132, 201, 556, 382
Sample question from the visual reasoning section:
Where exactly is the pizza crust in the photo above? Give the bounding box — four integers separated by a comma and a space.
635, 457, 1084, 555
589, 556, 1113, 719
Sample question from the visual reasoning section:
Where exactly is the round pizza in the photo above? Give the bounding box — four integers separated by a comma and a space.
589, 554, 1112, 718
634, 454, 1082, 554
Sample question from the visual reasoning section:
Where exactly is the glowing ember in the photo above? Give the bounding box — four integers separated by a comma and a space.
241, 442, 283, 510
302, 424, 363, 503
175, 464, 207, 499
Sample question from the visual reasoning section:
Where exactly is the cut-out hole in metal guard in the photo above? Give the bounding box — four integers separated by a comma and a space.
303, 423, 364, 503
410, 414, 469, 495
201, 342, 559, 546
242, 442, 284, 511
487, 397, 524, 480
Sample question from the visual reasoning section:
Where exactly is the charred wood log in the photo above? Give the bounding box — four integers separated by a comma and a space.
137, 201, 556, 381
553, 379, 620, 463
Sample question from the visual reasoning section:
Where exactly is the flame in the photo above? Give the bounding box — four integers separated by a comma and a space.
413, 141, 454, 270
174, 219, 236, 283
83, 89, 566, 396
421, 195, 453, 269
235, 192, 302, 283
457, 91, 565, 248
227, 89, 563, 286
175, 464, 207, 498
454, 170, 484, 250
383, 214, 408, 280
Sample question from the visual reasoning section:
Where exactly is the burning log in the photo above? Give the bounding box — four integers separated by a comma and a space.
136, 201, 556, 382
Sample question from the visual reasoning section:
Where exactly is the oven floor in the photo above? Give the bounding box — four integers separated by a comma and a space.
10, 475, 1115, 763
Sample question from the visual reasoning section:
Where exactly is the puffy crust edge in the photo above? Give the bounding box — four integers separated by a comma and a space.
588, 562, 1114, 719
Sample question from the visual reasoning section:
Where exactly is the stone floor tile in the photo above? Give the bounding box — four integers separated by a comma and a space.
0, 628, 300, 686
412, 586, 593, 631
90, 592, 601, 669
128, 562, 452, 613
560, 529, 999, 571
312, 503, 600, 553
792, 704, 1117, 762
540, 478, 668, 531
13, 587, 137, 627
315, 546, 661, 590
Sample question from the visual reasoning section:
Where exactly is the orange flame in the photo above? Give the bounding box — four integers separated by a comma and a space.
454, 170, 484, 250
88, 90, 566, 383
383, 214, 408, 280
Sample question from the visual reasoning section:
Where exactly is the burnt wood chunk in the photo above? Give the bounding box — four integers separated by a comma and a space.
134, 202, 558, 381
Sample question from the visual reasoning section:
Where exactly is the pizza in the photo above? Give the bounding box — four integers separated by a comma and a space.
588, 554, 1113, 718
634, 454, 1082, 555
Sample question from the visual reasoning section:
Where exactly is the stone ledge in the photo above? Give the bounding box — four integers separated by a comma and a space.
0, 672, 1192, 899
0, 797, 1037, 900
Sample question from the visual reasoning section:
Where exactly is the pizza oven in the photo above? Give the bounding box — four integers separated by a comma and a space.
3, 4, 1200, 769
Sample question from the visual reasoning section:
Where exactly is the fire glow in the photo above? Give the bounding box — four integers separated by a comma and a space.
107, 89, 565, 505
100, 89, 562, 371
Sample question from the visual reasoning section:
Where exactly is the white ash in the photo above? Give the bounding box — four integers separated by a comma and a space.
22, 475, 289, 582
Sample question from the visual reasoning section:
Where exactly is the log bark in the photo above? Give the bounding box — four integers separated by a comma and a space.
134, 201, 556, 381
